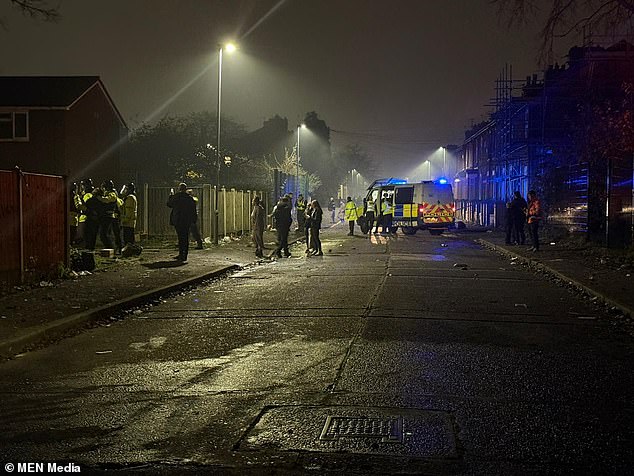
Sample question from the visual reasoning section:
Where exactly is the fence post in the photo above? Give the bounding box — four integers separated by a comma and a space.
231, 188, 236, 235
17, 169, 25, 283
202, 184, 212, 240
222, 187, 227, 239
240, 190, 244, 235
143, 183, 149, 236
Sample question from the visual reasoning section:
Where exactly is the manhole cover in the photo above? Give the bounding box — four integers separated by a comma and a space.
320, 415, 403, 443
238, 405, 457, 458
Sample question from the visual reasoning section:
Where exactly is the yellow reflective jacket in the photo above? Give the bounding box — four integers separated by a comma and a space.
344, 200, 358, 221
121, 194, 137, 228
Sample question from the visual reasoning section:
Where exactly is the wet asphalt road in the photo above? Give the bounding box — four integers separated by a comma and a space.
0, 225, 632, 475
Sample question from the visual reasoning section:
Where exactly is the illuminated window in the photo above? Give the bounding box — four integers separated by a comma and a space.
0, 112, 29, 141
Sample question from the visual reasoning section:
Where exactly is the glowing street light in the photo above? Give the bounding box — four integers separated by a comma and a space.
214, 42, 237, 245
296, 123, 306, 200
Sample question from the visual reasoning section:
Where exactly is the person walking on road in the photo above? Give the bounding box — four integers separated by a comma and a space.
344, 196, 358, 235
310, 199, 323, 256
251, 196, 266, 258
365, 196, 375, 235
510, 190, 528, 245
328, 197, 336, 223
374, 195, 384, 233
381, 192, 393, 234
504, 201, 514, 245
186, 189, 204, 249
527, 190, 542, 252
120, 183, 138, 246
97, 180, 122, 253
80, 179, 100, 251
167, 183, 198, 263
304, 201, 313, 254
273, 196, 292, 258
296, 193, 307, 232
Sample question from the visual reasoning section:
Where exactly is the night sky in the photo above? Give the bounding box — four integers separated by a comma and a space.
1, 0, 578, 175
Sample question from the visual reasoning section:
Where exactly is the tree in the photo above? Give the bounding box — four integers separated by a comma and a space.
495, 0, 634, 64
332, 144, 374, 179
5, 0, 59, 22
126, 112, 247, 186
300, 111, 335, 195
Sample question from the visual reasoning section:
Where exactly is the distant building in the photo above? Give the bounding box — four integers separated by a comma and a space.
0, 76, 128, 183
455, 40, 634, 246
235, 115, 293, 160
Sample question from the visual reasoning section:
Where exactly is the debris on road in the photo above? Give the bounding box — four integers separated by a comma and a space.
514, 303, 528, 308
95, 350, 112, 354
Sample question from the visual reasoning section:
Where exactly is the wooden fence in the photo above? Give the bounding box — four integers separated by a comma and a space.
0, 169, 67, 285
139, 185, 267, 239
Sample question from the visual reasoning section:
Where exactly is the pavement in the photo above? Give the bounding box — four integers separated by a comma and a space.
475, 230, 634, 328
0, 229, 306, 359
1, 223, 632, 359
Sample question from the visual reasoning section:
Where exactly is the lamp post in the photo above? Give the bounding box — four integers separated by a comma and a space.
296, 124, 306, 200
424, 160, 431, 180
442, 146, 446, 177
214, 42, 236, 245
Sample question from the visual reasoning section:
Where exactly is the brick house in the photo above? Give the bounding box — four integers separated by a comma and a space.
0, 76, 127, 184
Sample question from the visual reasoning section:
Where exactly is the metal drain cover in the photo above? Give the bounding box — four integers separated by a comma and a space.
239, 405, 457, 458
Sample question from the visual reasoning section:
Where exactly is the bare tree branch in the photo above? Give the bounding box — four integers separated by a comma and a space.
8, 0, 59, 22
554, 2, 618, 37
494, 0, 634, 65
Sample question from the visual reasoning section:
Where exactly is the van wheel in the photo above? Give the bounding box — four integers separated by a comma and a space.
389, 226, 399, 234
429, 229, 443, 236
402, 226, 417, 235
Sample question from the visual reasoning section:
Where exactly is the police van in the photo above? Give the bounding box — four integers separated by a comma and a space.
357, 178, 406, 234
391, 180, 455, 235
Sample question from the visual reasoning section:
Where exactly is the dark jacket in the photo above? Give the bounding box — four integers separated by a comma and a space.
311, 207, 323, 229
251, 204, 266, 230
510, 196, 528, 221
272, 201, 292, 230
167, 192, 197, 228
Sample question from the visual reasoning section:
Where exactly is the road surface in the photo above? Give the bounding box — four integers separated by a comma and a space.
1, 227, 632, 474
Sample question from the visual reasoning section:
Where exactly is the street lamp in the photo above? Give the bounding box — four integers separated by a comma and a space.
214, 42, 236, 245
442, 146, 446, 176
424, 160, 431, 180
296, 123, 306, 200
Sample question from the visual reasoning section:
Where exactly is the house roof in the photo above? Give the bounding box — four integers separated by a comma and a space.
0, 76, 127, 128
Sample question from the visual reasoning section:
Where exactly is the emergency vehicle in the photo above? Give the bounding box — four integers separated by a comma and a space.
357, 178, 406, 234
391, 179, 456, 235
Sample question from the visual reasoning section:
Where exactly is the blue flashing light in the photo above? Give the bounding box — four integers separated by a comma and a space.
437, 177, 448, 185
370, 177, 407, 188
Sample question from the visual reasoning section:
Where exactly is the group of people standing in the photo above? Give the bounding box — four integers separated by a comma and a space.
250, 193, 323, 259
505, 190, 543, 251
70, 179, 137, 253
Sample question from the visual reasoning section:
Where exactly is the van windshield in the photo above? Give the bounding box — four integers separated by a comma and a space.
424, 184, 454, 203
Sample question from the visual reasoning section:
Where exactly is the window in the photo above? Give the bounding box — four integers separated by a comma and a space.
395, 187, 414, 204
0, 112, 29, 141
